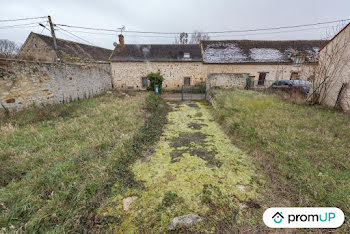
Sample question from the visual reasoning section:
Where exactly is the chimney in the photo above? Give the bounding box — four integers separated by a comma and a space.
118, 34, 124, 45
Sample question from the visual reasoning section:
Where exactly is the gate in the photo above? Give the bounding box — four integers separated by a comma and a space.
162, 85, 206, 101
181, 85, 206, 100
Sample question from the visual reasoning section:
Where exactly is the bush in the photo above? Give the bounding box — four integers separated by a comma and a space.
147, 71, 164, 93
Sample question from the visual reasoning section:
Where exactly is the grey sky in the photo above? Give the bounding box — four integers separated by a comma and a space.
1, 0, 349, 49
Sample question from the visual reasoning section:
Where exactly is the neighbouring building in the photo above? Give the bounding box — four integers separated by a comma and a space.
18, 32, 113, 62
312, 23, 350, 112
110, 38, 325, 90
201, 40, 326, 87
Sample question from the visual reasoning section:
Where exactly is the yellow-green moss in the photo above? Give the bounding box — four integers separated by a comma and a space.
100, 101, 261, 232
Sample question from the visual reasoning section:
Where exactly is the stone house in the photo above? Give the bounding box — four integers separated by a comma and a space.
201, 40, 325, 87
18, 32, 112, 62
313, 23, 350, 112
110, 43, 204, 90
110, 38, 325, 90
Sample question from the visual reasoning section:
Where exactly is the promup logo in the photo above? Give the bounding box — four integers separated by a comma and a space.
272, 212, 284, 224
263, 208, 344, 228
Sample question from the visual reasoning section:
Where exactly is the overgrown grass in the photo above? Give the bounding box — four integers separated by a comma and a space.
0, 92, 170, 232
211, 89, 350, 228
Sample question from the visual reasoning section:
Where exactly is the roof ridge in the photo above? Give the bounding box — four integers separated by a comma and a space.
32, 32, 112, 51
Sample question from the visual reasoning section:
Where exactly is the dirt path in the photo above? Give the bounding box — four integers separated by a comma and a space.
100, 101, 262, 232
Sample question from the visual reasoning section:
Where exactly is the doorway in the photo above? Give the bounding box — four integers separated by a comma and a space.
258, 72, 267, 86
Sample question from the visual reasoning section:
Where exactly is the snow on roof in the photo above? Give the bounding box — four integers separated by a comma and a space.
249, 48, 284, 62
204, 43, 247, 63
201, 40, 327, 64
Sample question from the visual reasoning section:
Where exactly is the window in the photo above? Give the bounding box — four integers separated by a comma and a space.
141, 77, 148, 88
313, 47, 320, 53
295, 56, 302, 66
184, 53, 190, 59
184, 77, 191, 86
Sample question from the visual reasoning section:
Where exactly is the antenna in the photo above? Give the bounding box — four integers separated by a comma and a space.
120, 25, 125, 34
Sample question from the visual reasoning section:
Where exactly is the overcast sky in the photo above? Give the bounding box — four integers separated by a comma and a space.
1, 0, 349, 49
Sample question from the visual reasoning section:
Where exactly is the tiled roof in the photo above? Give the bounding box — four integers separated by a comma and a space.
201, 40, 327, 64
32, 32, 112, 62
110, 44, 202, 62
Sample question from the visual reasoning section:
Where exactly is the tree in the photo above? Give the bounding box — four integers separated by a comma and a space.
189, 31, 210, 44
174, 31, 210, 44
174, 32, 188, 44
0, 39, 20, 58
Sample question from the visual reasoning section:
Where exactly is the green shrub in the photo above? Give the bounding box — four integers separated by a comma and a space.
147, 71, 164, 93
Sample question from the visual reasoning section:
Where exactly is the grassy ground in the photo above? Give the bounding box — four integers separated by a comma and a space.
0, 92, 170, 232
2, 89, 349, 232
211, 89, 350, 230
98, 101, 263, 233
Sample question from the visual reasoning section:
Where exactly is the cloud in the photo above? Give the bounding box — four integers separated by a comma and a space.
0, 0, 349, 49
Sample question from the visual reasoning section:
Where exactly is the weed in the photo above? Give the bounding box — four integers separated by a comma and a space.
0, 91, 170, 232
211, 89, 350, 230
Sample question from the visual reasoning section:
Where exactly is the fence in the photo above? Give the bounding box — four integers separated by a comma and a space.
162, 85, 206, 100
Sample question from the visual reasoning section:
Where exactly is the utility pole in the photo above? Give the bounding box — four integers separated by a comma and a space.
48, 15, 60, 61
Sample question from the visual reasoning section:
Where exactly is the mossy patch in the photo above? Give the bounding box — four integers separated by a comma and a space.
99, 101, 260, 232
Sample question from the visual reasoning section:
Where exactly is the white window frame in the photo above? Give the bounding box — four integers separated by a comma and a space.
295, 56, 302, 66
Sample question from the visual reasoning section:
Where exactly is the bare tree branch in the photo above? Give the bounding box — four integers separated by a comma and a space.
174, 31, 210, 44
309, 23, 350, 108
0, 39, 20, 58
189, 31, 210, 44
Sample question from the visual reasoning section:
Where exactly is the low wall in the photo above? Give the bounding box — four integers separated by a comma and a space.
206, 73, 250, 91
0, 59, 112, 111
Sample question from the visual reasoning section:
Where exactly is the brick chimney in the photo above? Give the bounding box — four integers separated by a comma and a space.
118, 34, 124, 45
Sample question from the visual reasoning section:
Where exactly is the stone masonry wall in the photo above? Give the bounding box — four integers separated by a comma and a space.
316, 24, 350, 112
111, 62, 206, 90
0, 59, 112, 111
18, 34, 57, 62
111, 61, 317, 90
206, 73, 250, 91
205, 63, 317, 83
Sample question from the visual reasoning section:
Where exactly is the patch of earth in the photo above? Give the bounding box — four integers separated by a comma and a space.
169, 132, 220, 167
99, 101, 261, 232
187, 122, 207, 130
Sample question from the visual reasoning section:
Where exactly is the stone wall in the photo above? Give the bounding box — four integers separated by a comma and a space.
315, 24, 350, 112
18, 33, 57, 62
111, 61, 317, 90
111, 61, 206, 90
205, 63, 316, 83
0, 59, 112, 111
206, 73, 250, 91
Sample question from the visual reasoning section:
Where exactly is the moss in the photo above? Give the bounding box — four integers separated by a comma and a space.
100, 101, 260, 232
